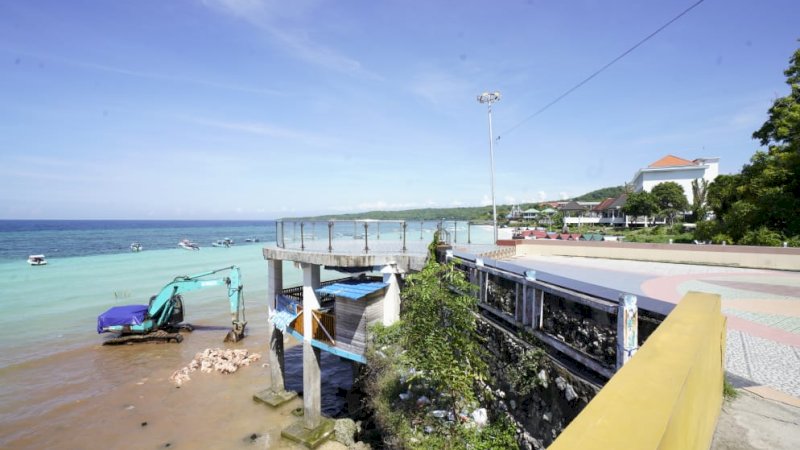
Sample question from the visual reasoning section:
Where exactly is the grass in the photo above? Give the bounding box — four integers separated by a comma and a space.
723, 377, 740, 400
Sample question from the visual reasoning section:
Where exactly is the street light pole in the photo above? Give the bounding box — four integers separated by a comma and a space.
478, 91, 501, 243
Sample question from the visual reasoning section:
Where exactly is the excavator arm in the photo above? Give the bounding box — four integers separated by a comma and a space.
97, 266, 247, 343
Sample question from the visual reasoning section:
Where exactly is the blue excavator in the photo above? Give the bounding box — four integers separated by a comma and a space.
97, 266, 247, 345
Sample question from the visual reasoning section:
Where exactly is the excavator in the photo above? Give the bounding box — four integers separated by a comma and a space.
97, 266, 247, 345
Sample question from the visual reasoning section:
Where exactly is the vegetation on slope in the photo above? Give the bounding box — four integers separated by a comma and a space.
364, 238, 518, 448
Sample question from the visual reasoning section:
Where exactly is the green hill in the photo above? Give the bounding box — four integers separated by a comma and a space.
285, 186, 624, 221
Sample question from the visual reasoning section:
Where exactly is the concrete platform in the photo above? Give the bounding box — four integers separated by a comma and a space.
252, 388, 298, 407
281, 417, 335, 449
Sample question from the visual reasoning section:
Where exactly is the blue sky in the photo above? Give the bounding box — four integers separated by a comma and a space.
1, 0, 798, 219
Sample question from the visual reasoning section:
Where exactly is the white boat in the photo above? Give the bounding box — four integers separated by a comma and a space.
28, 254, 47, 266
244, 237, 260, 243
212, 238, 234, 248
178, 239, 200, 250
130, 242, 143, 252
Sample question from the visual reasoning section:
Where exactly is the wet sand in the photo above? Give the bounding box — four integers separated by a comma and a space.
0, 318, 349, 449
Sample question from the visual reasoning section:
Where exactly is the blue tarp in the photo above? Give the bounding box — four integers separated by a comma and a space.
270, 310, 298, 333
97, 304, 148, 333
316, 281, 388, 300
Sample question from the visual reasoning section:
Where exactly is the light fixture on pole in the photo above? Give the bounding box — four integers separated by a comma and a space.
477, 91, 501, 243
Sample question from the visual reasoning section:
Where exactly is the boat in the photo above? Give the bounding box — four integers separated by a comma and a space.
130, 242, 143, 252
244, 237, 260, 243
28, 254, 47, 266
212, 238, 234, 248
178, 239, 200, 250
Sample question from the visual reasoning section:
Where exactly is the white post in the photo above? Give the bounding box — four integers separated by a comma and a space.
616, 293, 639, 370
381, 264, 402, 326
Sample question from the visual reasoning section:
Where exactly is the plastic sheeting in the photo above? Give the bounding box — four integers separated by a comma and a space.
97, 304, 148, 333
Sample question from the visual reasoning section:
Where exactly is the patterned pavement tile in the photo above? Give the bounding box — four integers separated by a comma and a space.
726, 329, 800, 398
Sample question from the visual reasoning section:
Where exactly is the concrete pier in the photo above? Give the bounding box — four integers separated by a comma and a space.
301, 263, 322, 430
253, 259, 298, 407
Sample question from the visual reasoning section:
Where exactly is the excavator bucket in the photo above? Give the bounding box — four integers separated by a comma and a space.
224, 321, 247, 343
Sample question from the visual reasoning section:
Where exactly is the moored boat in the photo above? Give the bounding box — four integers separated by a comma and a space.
28, 254, 47, 266
178, 239, 200, 250
130, 242, 143, 252
244, 237, 260, 243
212, 238, 234, 248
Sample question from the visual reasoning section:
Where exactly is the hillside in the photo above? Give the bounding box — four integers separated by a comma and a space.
285, 186, 623, 221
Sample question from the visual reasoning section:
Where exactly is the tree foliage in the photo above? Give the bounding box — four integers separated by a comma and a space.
651, 182, 689, 225
622, 191, 658, 220
690, 178, 709, 222
399, 246, 488, 412
701, 45, 800, 243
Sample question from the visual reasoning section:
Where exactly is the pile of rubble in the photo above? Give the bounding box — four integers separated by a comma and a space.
169, 348, 261, 386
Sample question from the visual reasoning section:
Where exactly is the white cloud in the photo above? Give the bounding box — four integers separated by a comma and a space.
186, 117, 337, 147
504, 195, 516, 204
200, 0, 377, 78
409, 70, 473, 107
537, 191, 547, 201
480, 195, 491, 206
559, 192, 569, 200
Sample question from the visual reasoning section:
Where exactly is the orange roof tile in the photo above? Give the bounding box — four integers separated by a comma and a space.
648, 155, 696, 168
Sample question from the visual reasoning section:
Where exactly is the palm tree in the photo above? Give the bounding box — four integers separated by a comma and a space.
691, 178, 709, 222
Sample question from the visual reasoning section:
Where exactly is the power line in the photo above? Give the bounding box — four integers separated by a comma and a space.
498, 0, 707, 139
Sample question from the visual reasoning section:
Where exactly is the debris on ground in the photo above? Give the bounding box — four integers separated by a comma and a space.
169, 348, 261, 386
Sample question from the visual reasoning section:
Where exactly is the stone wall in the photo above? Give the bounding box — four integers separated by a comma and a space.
476, 317, 600, 449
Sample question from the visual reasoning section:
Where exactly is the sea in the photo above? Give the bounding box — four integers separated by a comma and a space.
0, 219, 490, 449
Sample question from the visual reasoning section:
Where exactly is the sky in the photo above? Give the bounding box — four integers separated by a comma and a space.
0, 0, 798, 219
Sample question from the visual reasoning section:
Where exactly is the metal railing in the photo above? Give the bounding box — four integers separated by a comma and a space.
274, 219, 481, 254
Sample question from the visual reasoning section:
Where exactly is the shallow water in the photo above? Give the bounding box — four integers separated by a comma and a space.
0, 220, 493, 448
0, 244, 347, 449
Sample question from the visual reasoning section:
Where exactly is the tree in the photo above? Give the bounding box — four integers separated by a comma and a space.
702, 45, 800, 243
651, 182, 689, 225
691, 178, 709, 222
622, 191, 658, 225
399, 240, 488, 418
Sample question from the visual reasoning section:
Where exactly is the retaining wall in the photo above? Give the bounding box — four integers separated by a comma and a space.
548, 291, 726, 450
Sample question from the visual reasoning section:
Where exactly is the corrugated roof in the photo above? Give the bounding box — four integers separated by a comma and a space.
316, 281, 388, 300
648, 155, 696, 168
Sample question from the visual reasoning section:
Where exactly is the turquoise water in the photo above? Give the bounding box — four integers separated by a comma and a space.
0, 220, 496, 448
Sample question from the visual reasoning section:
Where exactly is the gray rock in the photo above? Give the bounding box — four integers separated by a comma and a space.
537, 369, 548, 388
509, 399, 517, 410
555, 376, 566, 391
349, 443, 371, 450
334, 418, 357, 446
542, 412, 551, 422
564, 384, 578, 402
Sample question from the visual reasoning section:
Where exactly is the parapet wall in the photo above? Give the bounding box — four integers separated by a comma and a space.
504, 239, 800, 271
549, 291, 726, 450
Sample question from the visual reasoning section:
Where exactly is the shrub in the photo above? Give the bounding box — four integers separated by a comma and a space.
711, 233, 733, 245
694, 220, 720, 242
739, 227, 783, 246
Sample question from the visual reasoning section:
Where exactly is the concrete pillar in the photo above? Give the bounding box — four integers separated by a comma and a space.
301, 263, 322, 430
266, 259, 286, 392
381, 264, 402, 326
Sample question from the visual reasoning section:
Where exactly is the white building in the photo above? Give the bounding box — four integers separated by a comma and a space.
630, 155, 719, 204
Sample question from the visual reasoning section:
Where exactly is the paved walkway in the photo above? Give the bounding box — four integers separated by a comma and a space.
510, 254, 800, 400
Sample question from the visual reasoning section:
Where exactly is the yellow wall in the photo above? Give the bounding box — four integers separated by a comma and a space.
549, 292, 726, 450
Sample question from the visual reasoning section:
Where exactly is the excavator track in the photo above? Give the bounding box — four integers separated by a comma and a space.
102, 330, 184, 345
